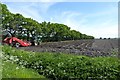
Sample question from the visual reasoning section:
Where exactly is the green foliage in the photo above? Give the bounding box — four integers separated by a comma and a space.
2, 46, 120, 79
2, 61, 46, 78
1, 3, 94, 43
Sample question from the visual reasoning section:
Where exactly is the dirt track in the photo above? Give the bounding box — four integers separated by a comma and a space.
19, 39, 118, 57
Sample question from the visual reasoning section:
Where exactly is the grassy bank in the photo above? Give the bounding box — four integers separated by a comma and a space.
2, 45, 120, 79
2, 61, 46, 78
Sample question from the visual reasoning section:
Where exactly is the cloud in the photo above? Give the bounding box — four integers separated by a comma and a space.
5, 2, 57, 22
79, 23, 118, 38
36, 2, 56, 13
6, 4, 41, 22
50, 5, 118, 38
78, 7, 118, 38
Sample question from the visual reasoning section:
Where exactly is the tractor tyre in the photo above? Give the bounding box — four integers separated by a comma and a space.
14, 42, 20, 48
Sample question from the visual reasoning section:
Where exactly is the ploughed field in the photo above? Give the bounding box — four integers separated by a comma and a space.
19, 39, 118, 57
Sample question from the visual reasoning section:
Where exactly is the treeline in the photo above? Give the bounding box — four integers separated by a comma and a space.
1, 3, 94, 43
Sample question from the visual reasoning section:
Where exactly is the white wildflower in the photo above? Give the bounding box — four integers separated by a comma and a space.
34, 66, 36, 69
9, 56, 14, 60
16, 67, 19, 70
19, 62, 22, 65
16, 58, 19, 61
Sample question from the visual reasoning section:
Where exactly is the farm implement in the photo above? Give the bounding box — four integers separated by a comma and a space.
3, 37, 31, 47
2, 30, 32, 47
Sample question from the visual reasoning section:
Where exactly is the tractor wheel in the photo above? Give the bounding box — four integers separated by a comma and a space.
15, 42, 20, 48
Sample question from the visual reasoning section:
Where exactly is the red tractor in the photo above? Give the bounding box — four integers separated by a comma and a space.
2, 30, 31, 47
3, 37, 31, 47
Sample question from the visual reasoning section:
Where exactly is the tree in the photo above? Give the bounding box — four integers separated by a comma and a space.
1, 2, 94, 43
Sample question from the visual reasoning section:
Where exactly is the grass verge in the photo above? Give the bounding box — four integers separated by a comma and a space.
2, 61, 46, 78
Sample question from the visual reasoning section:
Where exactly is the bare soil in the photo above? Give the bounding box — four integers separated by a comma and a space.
19, 39, 118, 57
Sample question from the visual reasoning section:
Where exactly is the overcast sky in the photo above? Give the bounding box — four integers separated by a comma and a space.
1, 0, 118, 38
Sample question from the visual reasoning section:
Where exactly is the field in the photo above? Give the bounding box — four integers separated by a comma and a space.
2, 39, 120, 79
1, 2, 119, 79
19, 39, 118, 57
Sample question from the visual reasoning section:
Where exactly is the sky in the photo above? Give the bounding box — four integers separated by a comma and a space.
1, 0, 118, 38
